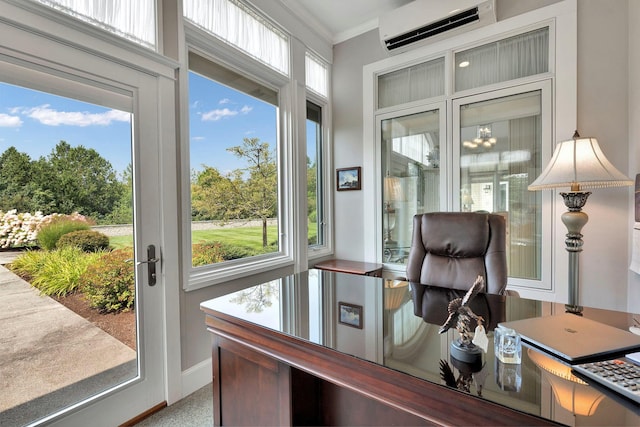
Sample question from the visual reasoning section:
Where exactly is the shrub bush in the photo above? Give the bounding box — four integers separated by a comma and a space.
10, 247, 101, 296
218, 242, 256, 260
192, 242, 225, 266
81, 248, 135, 312
57, 230, 110, 252
37, 220, 90, 250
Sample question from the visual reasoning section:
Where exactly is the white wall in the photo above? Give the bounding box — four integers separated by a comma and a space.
574, 0, 631, 310
332, 0, 635, 311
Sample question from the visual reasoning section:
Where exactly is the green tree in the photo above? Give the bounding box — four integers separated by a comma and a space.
0, 147, 55, 213
306, 156, 318, 245
106, 164, 133, 224
226, 138, 277, 247
39, 141, 123, 220
191, 166, 237, 221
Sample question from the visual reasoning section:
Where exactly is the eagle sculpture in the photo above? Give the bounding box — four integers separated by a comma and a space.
438, 275, 485, 347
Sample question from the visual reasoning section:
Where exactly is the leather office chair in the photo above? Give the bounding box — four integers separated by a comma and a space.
406, 212, 509, 326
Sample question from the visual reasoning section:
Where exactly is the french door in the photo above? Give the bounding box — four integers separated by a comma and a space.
0, 23, 172, 427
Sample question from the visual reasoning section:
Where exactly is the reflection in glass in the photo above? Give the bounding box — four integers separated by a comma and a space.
459, 91, 542, 280
381, 110, 440, 265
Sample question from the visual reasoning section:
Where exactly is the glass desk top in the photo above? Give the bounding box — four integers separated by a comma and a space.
201, 269, 640, 426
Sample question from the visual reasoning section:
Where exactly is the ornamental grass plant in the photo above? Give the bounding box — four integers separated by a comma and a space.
10, 247, 103, 296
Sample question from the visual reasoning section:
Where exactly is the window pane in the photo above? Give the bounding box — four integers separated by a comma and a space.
188, 64, 279, 267
381, 109, 441, 265
455, 27, 549, 92
459, 91, 542, 280
378, 58, 444, 109
307, 101, 323, 247
32, 0, 156, 48
184, 0, 289, 75
305, 53, 328, 98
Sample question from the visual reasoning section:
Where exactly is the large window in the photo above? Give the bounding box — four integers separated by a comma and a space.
182, 0, 331, 288
188, 53, 280, 269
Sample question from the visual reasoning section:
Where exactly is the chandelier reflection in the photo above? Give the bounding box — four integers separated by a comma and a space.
463, 124, 497, 150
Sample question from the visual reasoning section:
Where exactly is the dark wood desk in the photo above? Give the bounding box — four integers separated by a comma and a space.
201, 270, 640, 426
314, 259, 383, 277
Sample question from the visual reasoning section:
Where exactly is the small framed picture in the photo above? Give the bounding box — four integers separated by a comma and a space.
336, 167, 361, 191
338, 302, 363, 329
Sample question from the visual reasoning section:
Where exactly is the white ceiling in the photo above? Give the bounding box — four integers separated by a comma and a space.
279, 0, 414, 44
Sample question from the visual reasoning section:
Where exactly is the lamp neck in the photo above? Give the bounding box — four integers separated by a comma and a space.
559, 191, 591, 211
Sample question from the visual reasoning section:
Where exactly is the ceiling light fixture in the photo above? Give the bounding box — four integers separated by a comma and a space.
463, 124, 497, 149
459, 60, 470, 68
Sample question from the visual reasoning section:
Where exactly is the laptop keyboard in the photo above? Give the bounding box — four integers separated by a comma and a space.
572, 358, 640, 404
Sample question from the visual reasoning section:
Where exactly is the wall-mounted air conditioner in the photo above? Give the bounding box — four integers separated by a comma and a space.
379, 0, 496, 53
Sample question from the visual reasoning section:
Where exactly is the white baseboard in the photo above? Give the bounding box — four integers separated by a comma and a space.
181, 358, 212, 398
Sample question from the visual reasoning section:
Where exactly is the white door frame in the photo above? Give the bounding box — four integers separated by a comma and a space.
0, 6, 181, 426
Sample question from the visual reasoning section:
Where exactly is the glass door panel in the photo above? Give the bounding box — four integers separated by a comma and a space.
380, 108, 442, 266
458, 90, 543, 281
0, 74, 162, 425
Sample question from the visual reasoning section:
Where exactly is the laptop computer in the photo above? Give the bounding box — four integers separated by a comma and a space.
498, 313, 640, 364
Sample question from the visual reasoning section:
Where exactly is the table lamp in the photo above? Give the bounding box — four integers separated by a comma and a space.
384, 173, 404, 244
528, 131, 632, 314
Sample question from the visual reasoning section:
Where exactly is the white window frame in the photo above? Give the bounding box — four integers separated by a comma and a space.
181, 41, 294, 291
363, 0, 577, 301
305, 52, 333, 260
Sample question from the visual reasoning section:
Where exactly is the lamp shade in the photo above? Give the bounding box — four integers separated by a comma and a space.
528, 132, 632, 191
384, 175, 404, 202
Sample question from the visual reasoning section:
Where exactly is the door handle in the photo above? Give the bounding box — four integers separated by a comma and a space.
136, 244, 159, 286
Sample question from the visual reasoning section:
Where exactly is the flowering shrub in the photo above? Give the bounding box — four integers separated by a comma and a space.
0, 210, 45, 248
0, 210, 91, 248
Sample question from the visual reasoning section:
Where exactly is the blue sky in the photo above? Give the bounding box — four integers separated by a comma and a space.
188, 72, 278, 175
0, 77, 278, 177
0, 82, 132, 175
0, 76, 315, 179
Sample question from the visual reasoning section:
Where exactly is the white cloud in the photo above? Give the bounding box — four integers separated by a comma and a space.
192, 136, 205, 141
0, 113, 22, 127
20, 104, 130, 126
201, 104, 253, 122
219, 98, 230, 105
201, 108, 238, 121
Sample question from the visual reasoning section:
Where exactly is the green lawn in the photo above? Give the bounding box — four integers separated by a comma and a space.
108, 223, 318, 251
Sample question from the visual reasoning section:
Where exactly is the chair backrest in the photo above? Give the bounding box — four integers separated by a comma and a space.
405, 212, 507, 295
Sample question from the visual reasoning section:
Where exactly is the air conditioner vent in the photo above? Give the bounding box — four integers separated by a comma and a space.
379, 0, 496, 54
385, 7, 479, 51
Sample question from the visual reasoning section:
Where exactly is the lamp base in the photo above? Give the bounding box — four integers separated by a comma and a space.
560, 191, 590, 316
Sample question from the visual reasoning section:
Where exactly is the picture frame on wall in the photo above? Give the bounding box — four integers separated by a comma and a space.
336, 167, 361, 191
338, 302, 363, 329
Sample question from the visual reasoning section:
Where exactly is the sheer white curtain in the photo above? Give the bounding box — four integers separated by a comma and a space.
305, 53, 328, 97
378, 57, 444, 108
455, 27, 548, 92
184, 0, 289, 76
33, 0, 156, 48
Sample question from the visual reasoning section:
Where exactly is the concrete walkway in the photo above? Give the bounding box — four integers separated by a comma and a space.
0, 251, 136, 427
